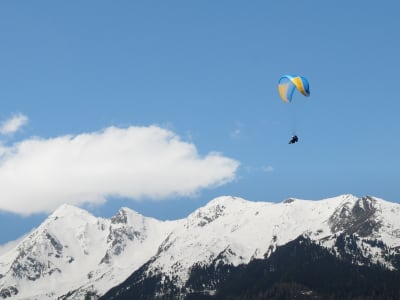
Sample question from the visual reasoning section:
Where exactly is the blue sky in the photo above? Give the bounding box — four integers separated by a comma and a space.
1, 1, 399, 244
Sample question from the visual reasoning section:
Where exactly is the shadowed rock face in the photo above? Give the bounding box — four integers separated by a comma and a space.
329, 196, 382, 237
283, 198, 295, 204
0, 286, 18, 298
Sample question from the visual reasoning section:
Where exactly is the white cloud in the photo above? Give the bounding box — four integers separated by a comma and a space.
0, 113, 29, 135
0, 126, 239, 215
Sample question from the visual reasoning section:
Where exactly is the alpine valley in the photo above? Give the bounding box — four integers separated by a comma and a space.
1, 195, 400, 300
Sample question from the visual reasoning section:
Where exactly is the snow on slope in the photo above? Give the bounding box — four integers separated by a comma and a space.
0, 204, 178, 299
139, 194, 400, 289
148, 195, 358, 285
369, 196, 400, 247
1, 194, 399, 299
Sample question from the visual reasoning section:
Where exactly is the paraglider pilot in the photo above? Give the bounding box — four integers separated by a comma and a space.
288, 135, 298, 144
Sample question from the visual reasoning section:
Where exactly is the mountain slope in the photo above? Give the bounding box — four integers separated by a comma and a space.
101, 195, 400, 300
1, 194, 400, 299
0, 205, 177, 299
213, 235, 400, 300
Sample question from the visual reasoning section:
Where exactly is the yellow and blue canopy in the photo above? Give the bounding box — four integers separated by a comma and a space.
278, 75, 310, 103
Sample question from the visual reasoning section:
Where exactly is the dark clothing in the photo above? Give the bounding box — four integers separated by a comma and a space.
289, 135, 298, 144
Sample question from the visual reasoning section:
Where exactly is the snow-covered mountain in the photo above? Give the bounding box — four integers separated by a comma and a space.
102, 194, 400, 299
1, 195, 400, 299
0, 204, 177, 299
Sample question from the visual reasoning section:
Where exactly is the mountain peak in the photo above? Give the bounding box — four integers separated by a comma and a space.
49, 203, 93, 219
283, 198, 296, 204
206, 196, 248, 207
119, 206, 142, 216
338, 194, 359, 202
111, 207, 143, 224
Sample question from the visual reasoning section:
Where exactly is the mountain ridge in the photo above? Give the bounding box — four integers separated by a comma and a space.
1, 194, 399, 299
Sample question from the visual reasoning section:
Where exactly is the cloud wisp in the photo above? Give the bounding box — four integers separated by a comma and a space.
262, 166, 274, 172
0, 114, 29, 135
0, 126, 239, 215
230, 122, 244, 140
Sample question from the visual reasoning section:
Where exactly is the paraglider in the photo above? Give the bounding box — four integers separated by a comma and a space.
288, 135, 298, 144
278, 75, 310, 144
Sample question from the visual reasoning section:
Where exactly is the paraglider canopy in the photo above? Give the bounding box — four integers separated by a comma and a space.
278, 75, 310, 103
